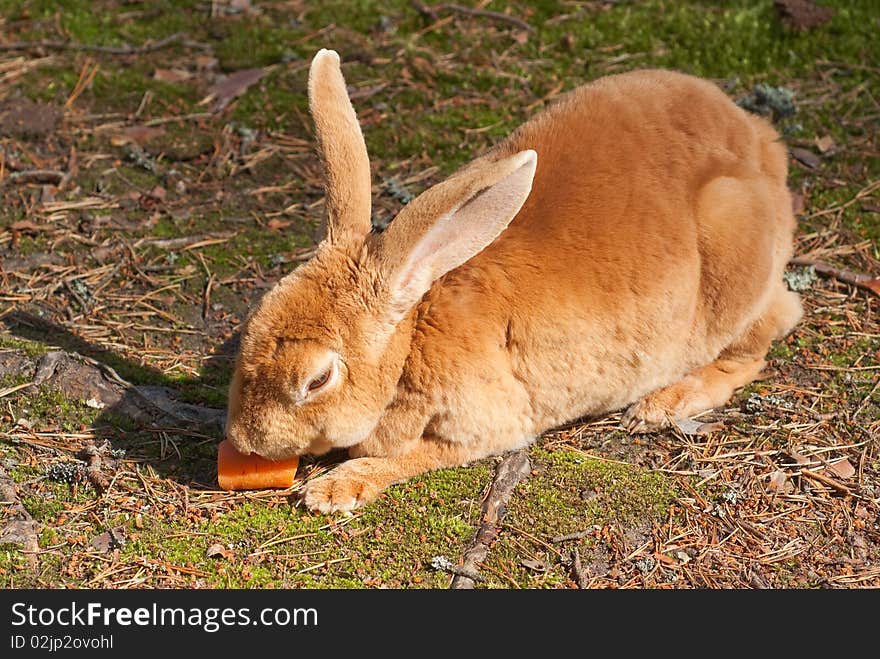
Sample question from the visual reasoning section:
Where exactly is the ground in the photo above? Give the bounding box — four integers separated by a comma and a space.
0, 0, 877, 589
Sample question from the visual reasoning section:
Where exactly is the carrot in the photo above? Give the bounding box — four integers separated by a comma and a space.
216, 439, 300, 491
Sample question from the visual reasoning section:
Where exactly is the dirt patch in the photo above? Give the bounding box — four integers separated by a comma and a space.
0, 98, 61, 139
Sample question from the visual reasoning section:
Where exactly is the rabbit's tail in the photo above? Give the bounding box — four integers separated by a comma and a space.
747, 114, 797, 263
746, 114, 788, 185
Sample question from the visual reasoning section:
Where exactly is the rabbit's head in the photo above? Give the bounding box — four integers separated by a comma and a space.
225, 49, 537, 459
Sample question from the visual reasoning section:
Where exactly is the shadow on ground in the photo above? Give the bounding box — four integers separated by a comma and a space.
1, 309, 239, 486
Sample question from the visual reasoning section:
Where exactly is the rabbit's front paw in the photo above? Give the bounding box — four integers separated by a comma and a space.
302, 459, 385, 514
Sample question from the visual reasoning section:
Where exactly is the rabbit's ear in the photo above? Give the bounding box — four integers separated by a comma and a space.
379, 149, 537, 315
308, 49, 372, 245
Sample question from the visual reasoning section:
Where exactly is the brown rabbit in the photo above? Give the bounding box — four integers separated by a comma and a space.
225, 49, 802, 513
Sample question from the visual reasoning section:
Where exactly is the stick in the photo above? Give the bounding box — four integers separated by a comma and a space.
800, 469, 851, 495
450, 449, 531, 589
552, 529, 597, 543
0, 382, 34, 398
0, 170, 65, 187
0, 32, 186, 55
853, 377, 880, 419
571, 547, 588, 589
3, 345, 226, 431
789, 257, 880, 298
411, 1, 535, 33
136, 232, 234, 251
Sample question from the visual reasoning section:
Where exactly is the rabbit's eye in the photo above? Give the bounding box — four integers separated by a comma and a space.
299, 355, 338, 400
307, 368, 331, 392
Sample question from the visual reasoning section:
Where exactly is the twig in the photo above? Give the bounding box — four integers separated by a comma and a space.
136, 232, 234, 251
450, 450, 531, 589
65, 58, 99, 108
800, 469, 851, 495
552, 528, 597, 543
432, 559, 485, 582
0, 170, 65, 187
853, 378, 880, 419
202, 273, 215, 322
802, 179, 880, 220
411, 1, 535, 33
789, 256, 880, 298
0, 32, 187, 55
143, 112, 213, 127
571, 547, 588, 589
0, 382, 34, 398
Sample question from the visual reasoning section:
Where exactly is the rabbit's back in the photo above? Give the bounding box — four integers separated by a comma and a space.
420, 69, 795, 427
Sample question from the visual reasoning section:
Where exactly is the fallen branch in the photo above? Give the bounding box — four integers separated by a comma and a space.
430, 556, 485, 582
450, 449, 530, 589
0, 32, 187, 55
571, 547, 588, 589
0, 170, 65, 187
2, 348, 225, 431
411, 1, 535, 33
790, 256, 880, 298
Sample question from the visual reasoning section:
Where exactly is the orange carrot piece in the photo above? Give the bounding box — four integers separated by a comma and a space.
217, 439, 300, 491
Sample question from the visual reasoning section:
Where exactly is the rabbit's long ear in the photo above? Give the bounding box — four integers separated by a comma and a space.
378, 149, 537, 316
308, 49, 372, 245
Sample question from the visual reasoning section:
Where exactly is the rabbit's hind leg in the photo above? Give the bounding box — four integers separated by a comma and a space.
621, 285, 801, 433
621, 357, 765, 433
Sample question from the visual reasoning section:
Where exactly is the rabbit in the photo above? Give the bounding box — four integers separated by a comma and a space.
225, 49, 802, 513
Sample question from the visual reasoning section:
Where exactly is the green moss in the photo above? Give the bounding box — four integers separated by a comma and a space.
533, 449, 673, 526
14, 66, 80, 104
26, 0, 124, 46
230, 73, 307, 131
304, 0, 396, 35
0, 335, 50, 358
828, 337, 875, 368
121, 462, 489, 588
3, 235, 49, 256
20, 493, 65, 522
147, 208, 313, 277
214, 20, 303, 70
4, 0, 199, 47
516, 0, 878, 79
109, 164, 163, 192
6, 464, 42, 483
8, 387, 100, 432
0, 549, 33, 586
0, 375, 30, 392
89, 66, 199, 115
482, 447, 677, 588
769, 340, 794, 361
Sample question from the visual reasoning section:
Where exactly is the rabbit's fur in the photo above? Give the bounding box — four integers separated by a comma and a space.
226, 50, 802, 513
